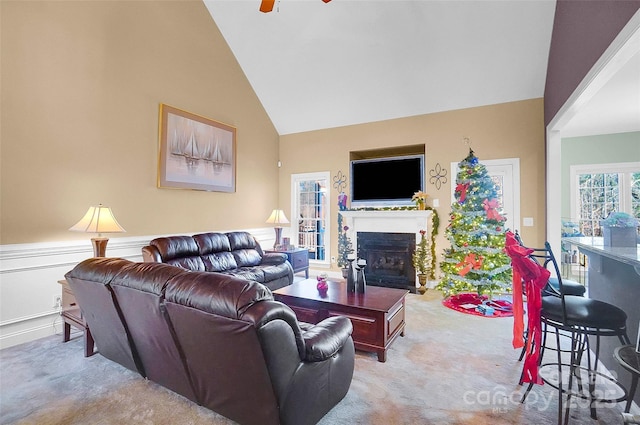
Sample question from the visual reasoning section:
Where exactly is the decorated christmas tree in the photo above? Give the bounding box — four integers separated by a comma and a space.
436, 149, 512, 296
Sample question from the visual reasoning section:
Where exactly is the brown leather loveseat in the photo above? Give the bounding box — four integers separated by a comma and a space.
142, 231, 293, 291
65, 257, 355, 425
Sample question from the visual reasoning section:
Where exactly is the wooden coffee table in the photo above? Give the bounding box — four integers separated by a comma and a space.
273, 279, 408, 362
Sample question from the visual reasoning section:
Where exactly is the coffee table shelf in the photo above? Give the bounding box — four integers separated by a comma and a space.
274, 279, 408, 362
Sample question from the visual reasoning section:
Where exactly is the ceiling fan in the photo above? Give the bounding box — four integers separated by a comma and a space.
260, 0, 331, 13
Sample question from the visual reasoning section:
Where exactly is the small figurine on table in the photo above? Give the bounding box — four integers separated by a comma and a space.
316, 273, 329, 292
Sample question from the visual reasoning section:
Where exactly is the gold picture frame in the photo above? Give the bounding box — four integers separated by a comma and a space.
158, 104, 236, 192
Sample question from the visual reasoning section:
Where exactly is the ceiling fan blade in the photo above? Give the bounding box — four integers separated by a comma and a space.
260, 0, 275, 13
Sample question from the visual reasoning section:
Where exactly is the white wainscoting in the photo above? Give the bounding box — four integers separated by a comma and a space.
0, 228, 274, 350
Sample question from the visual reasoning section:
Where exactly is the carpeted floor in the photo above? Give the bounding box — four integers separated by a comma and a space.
0, 290, 628, 424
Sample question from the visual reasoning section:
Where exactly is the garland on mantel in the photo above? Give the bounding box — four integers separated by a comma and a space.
348, 206, 440, 280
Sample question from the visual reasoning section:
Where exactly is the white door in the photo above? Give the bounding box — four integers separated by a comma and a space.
450, 158, 521, 233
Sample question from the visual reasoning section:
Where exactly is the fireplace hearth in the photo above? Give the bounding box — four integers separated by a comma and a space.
357, 232, 416, 293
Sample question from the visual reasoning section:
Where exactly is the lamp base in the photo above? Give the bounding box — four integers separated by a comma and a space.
91, 237, 109, 257
273, 227, 283, 249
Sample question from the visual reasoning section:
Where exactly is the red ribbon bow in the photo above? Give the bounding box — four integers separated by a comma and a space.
483, 198, 503, 221
456, 253, 483, 276
455, 183, 469, 203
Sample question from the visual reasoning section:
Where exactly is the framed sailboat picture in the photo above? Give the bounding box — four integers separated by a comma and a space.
158, 104, 236, 192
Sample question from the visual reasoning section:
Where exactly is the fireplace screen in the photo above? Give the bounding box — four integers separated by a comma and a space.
357, 232, 416, 293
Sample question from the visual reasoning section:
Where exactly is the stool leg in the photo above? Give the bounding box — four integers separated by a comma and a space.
573, 332, 587, 406
521, 321, 547, 403
625, 373, 638, 413
583, 332, 598, 420
564, 329, 580, 425
619, 333, 632, 346
518, 329, 528, 362
556, 327, 565, 425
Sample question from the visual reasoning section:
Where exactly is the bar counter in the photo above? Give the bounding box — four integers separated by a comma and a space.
563, 236, 639, 407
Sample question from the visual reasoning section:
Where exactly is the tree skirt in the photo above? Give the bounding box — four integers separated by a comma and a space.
442, 293, 513, 318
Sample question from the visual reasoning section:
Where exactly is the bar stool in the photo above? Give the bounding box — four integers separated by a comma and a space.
614, 345, 640, 416
512, 232, 585, 365
513, 231, 586, 298
525, 242, 631, 425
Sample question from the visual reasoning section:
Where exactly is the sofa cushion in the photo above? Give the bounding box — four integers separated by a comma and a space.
226, 232, 263, 267
151, 236, 205, 271
227, 231, 259, 251
111, 262, 187, 294
165, 271, 272, 318
193, 232, 232, 254
261, 264, 291, 282
232, 249, 262, 268
221, 266, 266, 284
109, 262, 198, 402
201, 252, 238, 272
64, 258, 144, 375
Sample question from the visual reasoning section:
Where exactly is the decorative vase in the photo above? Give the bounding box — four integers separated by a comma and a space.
355, 259, 367, 294
417, 274, 428, 294
346, 258, 356, 293
417, 202, 426, 210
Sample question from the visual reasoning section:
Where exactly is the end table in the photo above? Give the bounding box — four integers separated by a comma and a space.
58, 279, 95, 357
267, 248, 309, 278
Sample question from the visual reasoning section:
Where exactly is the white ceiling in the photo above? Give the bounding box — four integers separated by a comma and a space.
560, 49, 640, 138
204, 0, 640, 138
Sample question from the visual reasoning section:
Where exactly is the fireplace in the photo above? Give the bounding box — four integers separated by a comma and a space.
339, 210, 432, 293
357, 232, 416, 293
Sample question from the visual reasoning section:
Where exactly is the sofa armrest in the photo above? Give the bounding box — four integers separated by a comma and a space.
260, 252, 288, 266
302, 316, 353, 362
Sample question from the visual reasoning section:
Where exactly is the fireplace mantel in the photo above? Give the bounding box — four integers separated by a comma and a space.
339, 210, 432, 247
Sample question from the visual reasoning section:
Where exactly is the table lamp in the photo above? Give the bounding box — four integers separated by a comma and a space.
69, 204, 126, 257
266, 209, 289, 249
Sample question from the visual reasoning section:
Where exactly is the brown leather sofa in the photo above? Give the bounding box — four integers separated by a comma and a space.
142, 231, 293, 291
65, 257, 355, 425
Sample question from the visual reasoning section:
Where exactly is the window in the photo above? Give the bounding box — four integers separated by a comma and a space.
291, 172, 330, 264
570, 162, 640, 236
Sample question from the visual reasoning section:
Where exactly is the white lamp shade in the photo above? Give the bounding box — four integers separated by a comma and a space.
69, 204, 126, 234
266, 209, 290, 225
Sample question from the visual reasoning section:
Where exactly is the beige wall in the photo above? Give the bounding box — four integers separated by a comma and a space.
1, 0, 279, 245
1, 1, 546, 258
279, 99, 546, 273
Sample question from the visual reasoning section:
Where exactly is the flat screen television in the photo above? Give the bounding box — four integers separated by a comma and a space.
350, 154, 425, 207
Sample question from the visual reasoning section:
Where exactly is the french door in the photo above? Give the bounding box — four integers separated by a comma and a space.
291, 172, 330, 264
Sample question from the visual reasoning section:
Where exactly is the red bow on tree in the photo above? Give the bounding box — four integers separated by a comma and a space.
456, 253, 483, 276
483, 198, 504, 221
455, 183, 469, 203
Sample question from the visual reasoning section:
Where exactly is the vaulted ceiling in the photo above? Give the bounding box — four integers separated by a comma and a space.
204, 1, 640, 138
